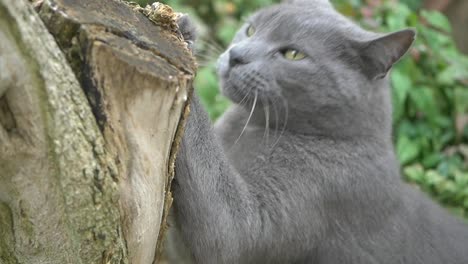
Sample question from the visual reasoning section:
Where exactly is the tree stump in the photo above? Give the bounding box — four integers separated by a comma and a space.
0, 0, 195, 263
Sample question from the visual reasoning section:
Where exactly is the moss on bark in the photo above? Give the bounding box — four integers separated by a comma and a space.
0, 0, 195, 263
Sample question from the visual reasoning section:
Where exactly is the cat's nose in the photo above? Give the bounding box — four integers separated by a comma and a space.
229, 47, 248, 67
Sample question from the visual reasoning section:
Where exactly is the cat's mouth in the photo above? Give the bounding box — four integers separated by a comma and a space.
221, 68, 250, 104
217, 51, 272, 105
222, 67, 269, 105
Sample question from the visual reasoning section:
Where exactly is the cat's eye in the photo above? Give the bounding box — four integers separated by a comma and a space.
282, 49, 306, 61
246, 25, 256, 37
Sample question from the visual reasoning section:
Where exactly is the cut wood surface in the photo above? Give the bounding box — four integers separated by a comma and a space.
0, 0, 196, 263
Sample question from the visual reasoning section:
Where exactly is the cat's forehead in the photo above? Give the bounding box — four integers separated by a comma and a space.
249, 4, 367, 43
251, 4, 332, 28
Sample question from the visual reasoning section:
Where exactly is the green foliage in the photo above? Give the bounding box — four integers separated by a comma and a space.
351, 1, 468, 218
138, 0, 468, 217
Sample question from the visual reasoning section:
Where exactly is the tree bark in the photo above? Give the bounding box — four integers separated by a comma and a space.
0, 0, 195, 263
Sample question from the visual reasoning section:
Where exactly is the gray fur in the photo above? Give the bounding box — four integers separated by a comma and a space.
172, 1, 468, 263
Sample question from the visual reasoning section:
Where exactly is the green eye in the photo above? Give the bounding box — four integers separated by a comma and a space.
246, 25, 255, 37
283, 49, 306, 61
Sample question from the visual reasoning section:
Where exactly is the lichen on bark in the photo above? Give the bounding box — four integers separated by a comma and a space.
1, 0, 195, 263
1, 0, 126, 263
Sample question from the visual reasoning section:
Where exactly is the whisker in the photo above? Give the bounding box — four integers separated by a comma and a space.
195, 52, 218, 59
195, 61, 216, 68
195, 53, 218, 64
198, 38, 225, 55
238, 86, 252, 107
271, 96, 288, 151
263, 97, 270, 145
194, 39, 225, 66
206, 38, 225, 52
197, 47, 222, 60
270, 95, 279, 142
194, 57, 216, 65
196, 62, 216, 67
228, 81, 249, 108
233, 90, 258, 146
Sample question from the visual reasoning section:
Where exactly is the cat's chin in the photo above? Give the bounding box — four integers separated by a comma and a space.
220, 82, 252, 107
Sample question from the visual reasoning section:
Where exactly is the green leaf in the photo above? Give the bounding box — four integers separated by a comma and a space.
195, 67, 218, 100
408, 86, 437, 121
385, 3, 412, 31
424, 170, 444, 186
403, 164, 425, 182
435, 180, 457, 196
217, 19, 240, 45
454, 171, 468, 187
420, 27, 452, 51
463, 198, 468, 210
391, 68, 412, 121
422, 153, 442, 168
437, 65, 467, 86
397, 136, 420, 165
421, 10, 451, 32
400, 0, 423, 11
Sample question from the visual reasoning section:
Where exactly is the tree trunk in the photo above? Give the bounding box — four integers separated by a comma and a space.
0, 0, 195, 263
444, 0, 468, 54
424, 0, 468, 54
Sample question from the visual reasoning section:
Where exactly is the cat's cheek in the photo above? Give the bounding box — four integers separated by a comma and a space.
217, 72, 230, 96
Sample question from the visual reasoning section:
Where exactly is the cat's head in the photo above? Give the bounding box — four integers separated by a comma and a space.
217, 0, 415, 139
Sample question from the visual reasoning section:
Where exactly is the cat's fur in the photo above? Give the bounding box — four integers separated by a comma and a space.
171, 0, 468, 263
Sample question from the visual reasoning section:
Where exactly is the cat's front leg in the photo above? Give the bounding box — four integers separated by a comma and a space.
177, 13, 197, 52
172, 14, 319, 264
173, 95, 260, 263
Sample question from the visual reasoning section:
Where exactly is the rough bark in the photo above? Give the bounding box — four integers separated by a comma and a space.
0, 0, 195, 263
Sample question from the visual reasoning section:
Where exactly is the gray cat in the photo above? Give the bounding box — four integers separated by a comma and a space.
171, 0, 468, 263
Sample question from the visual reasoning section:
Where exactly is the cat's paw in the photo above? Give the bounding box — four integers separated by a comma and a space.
177, 14, 197, 53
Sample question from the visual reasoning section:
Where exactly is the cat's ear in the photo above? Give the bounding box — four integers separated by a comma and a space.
359, 29, 416, 80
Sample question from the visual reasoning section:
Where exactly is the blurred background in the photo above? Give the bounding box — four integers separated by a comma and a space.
137, 0, 468, 218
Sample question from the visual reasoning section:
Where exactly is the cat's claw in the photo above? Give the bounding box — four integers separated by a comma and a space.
177, 14, 197, 53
